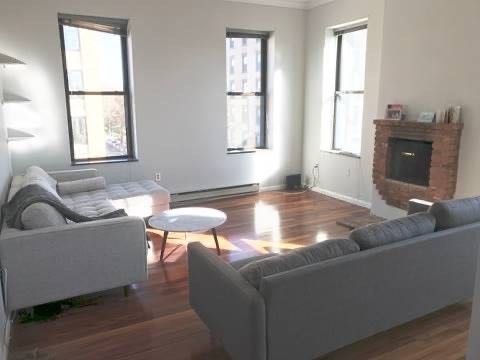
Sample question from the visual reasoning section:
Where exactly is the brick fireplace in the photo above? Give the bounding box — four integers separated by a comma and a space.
373, 120, 464, 210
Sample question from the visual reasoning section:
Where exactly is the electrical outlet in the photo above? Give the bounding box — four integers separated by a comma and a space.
347, 169, 351, 177
155, 173, 161, 182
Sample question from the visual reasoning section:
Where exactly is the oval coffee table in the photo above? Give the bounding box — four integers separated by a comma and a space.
149, 207, 227, 261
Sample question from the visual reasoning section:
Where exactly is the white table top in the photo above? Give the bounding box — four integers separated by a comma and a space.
148, 207, 227, 232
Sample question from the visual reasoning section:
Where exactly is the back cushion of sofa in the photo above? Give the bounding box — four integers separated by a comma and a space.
23, 166, 61, 201
238, 239, 360, 289
350, 212, 436, 250
25, 166, 57, 190
430, 196, 480, 231
13, 166, 66, 229
21, 203, 67, 230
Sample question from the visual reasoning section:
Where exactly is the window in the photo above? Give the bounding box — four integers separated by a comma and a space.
226, 31, 268, 151
242, 79, 248, 92
332, 24, 367, 156
59, 14, 135, 164
229, 56, 235, 74
242, 53, 248, 73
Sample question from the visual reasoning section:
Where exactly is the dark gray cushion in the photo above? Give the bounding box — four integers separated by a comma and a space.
350, 212, 436, 250
238, 239, 359, 289
429, 196, 480, 231
230, 254, 277, 270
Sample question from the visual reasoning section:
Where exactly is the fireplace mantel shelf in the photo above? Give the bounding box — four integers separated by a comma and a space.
374, 119, 463, 130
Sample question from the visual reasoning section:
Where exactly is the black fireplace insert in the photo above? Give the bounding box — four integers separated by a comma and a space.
387, 138, 433, 186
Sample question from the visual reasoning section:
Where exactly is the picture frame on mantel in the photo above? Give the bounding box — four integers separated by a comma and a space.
418, 112, 436, 123
386, 104, 407, 120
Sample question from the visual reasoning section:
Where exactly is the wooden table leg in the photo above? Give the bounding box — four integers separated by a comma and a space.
161, 231, 169, 260
212, 228, 221, 255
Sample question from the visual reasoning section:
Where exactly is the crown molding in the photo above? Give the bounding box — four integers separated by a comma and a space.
224, 0, 335, 10
307, 0, 335, 9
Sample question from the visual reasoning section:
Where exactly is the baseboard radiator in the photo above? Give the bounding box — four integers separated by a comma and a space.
171, 183, 260, 205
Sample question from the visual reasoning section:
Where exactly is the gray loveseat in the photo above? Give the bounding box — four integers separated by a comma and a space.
0, 166, 170, 311
188, 196, 480, 360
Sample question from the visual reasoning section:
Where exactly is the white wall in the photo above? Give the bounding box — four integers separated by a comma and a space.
302, 0, 385, 206
0, 0, 305, 193
0, 68, 12, 360
0, 69, 11, 206
371, 0, 480, 218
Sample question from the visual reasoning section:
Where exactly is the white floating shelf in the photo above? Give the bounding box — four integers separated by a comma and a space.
3, 92, 31, 104
7, 128, 34, 142
0, 53, 25, 66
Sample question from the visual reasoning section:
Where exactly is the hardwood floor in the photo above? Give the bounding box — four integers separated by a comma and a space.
9, 191, 471, 360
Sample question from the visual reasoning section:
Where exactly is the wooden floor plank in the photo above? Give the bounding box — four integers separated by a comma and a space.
8, 191, 472, 359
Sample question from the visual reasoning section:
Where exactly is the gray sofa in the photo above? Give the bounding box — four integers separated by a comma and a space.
189, 197, 480, 360
0, 166, 170, 311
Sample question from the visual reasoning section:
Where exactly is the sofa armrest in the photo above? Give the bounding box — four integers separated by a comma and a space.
48, 168, 98, 182
0, 217, 147, 311
408, 199, 433, 215
188, 242, 267, 360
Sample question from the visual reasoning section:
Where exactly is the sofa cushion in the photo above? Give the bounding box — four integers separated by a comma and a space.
350, 212, 436, 250
238, 239, 359, 289
107, 181, 170, 203
107, 181, 171, 217
61, 191, 117, 218
61, 189, 109, 205
21, 203, 67, 230
22, 171, 59, 197
57, 177, 106, 196
24, 166, 57, 191
230, 253, 277, 270
429, 196, 480, 231
6, 171, 65, 229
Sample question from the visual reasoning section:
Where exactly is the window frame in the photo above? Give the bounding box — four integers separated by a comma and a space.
226, 31, 268, 152
58, 14, 136, 165
332, 24, 368, 155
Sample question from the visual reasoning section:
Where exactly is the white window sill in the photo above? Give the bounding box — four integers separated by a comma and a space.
320, 149, 361, 159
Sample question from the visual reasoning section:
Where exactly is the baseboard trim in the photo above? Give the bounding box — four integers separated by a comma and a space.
312, 187, 371, 209
260, 184, 286, 192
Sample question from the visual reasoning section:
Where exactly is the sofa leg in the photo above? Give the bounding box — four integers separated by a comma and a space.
123, 285, 130, 298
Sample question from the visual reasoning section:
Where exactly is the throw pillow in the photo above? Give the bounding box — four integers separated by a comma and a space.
350, 212, 436, 250
238, 239, 360, 289
25, 166, 57, 190
21, 203, 67, 230
429, 196, 480, 231
57, 177, 107, 196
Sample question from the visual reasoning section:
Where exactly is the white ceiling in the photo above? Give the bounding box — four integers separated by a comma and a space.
224, 0, 335, 10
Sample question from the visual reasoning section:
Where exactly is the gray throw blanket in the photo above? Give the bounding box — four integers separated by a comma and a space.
4, 184, 127, 230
